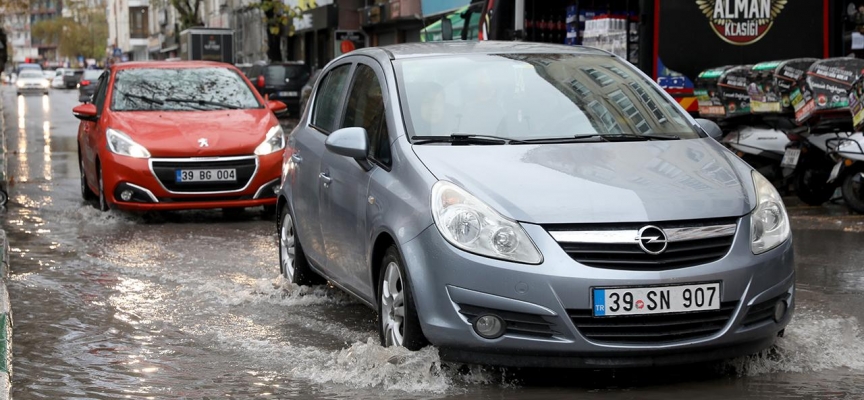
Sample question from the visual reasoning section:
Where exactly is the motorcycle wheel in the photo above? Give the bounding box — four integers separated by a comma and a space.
795, 167, 836, 206
842, 165, 864, 214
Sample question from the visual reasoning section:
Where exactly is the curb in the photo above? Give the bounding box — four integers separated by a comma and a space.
0, 90, 6, 206
0, 229, 10, 398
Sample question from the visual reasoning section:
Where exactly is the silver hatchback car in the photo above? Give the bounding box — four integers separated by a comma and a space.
277, 42, 794, 368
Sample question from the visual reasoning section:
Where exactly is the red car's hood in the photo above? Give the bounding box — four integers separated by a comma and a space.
110, 109, 276, 157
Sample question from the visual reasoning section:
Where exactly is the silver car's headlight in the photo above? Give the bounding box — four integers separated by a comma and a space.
16, 81, 24, 88
750, 171, 791, 254
107, 128, 151, 158
255, 125, 285, 155
431, 181, 542, 264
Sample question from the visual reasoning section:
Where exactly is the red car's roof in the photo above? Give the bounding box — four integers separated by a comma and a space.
111, 61, 235, 71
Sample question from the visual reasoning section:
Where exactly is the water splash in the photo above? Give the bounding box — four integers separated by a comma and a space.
727, 310, 864, 375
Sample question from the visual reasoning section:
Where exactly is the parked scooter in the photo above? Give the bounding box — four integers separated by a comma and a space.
783, 58, 864, 206
695, 63, 795, 192
826, 74, 864, 213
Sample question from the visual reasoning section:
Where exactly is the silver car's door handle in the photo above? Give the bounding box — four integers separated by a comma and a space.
319, 172, 332, 186
291, 153, 303, 163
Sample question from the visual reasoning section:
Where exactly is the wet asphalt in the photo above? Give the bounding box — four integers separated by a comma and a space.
2, 86, 864, 399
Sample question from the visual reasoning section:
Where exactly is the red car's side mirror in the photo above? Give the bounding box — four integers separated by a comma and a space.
73, 103, 98, 122
268, 100, 288, 117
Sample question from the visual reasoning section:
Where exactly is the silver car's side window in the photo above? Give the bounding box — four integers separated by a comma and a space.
341, 64, 390, 167
311, 64, 352, 134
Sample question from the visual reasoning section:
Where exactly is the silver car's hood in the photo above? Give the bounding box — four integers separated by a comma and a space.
412, 138, 756, 224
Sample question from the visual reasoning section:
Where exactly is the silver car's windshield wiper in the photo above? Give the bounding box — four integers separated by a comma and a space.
119, 91, 165, 105
513, 133, 680, 144
515, 135, 611, 144
163, 97, 240, 109
411, 134, 530, 145
602, 133, 681, 141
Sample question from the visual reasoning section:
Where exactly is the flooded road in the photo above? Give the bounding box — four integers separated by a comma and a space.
3, 86, 864, 399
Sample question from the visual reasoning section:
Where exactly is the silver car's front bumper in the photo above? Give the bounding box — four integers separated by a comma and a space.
401, 215, 794, 367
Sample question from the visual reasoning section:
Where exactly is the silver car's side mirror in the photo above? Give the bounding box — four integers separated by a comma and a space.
695, 118, 724, 141
325, 127, 369, 159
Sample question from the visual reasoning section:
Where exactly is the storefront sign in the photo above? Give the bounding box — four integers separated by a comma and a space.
422, 0, 469, 17
695, 0, 787, 45
334, 30, 365, 57
294, 4, 336, 33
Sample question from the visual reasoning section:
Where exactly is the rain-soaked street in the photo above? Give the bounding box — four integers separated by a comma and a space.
3, 86, 864, 399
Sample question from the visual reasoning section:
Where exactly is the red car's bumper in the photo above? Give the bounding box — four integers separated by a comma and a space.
101, 152, 281, 211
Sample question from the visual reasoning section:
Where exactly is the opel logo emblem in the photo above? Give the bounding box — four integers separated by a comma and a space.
637, 225, 668, 255
198, 138, 209, 148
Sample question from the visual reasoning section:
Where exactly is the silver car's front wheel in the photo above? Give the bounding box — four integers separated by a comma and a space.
280, 212, 297, 281
277, 203, 324, 286
377, 246, 427, 350
381, 261, 405, 347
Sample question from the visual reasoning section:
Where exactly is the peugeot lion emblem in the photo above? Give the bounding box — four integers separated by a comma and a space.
637, 226, 668, 255
198, 138, 209, 148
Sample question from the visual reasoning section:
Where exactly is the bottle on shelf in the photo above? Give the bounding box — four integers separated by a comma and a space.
538, 15, 547, 43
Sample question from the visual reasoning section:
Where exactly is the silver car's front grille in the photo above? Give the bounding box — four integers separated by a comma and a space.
568, 302, 737, 344
545, 218, 739, 270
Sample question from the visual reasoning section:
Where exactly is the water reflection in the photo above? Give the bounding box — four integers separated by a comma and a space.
43, 121, 52, 181
17, 95, 29, 182
42, 94, 50, 113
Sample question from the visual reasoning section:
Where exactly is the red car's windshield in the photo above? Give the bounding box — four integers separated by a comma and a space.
111, 67, 262, 111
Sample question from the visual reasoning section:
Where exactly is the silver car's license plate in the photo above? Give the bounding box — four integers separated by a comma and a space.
175, 169, 236, 183
278, 91, 299, 97
592, 283, 720, 317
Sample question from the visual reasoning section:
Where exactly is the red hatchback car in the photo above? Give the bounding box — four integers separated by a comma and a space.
73, 61, 287, 213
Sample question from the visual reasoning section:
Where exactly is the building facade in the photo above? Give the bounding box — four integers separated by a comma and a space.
108, 0, 150, 61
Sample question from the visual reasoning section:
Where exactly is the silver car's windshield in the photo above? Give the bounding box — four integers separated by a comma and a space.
395, 53, 700, 140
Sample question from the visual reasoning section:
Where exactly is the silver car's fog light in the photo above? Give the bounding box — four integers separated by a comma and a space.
120, 190, 133, 201
474, 314, 506, 339
773, 301, 787, 322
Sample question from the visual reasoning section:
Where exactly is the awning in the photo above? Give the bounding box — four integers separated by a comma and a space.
421, 5, 480, 42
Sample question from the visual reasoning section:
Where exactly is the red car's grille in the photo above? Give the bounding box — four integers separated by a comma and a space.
150, 157, 257, 193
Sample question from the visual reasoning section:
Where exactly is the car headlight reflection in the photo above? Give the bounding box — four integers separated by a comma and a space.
254, 125, 286, 155
106, 128, 151, 158
750, 171, 791, 254
432, 181, 542, 264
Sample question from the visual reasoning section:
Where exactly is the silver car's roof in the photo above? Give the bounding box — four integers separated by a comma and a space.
349, 41, 610, 60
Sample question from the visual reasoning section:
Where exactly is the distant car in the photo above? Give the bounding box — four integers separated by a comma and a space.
235, 63, 253, 76
72, 61, 288, 213
299, 68, 321, 116
42, 70, 55, 80
16, 63, 42, 74
51, 69, 66, 88
247, 61, 311, 117
63, 69, 84, 89
77, 69, 103, 102
16, 69, 49, 95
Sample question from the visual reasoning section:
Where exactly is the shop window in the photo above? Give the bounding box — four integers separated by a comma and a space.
628, 82, 667, 124
582, 67, 613, 87
609, 89, 650, 134
587, 100, 622, 133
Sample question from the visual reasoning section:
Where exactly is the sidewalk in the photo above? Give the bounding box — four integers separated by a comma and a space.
0, 87, 13, 399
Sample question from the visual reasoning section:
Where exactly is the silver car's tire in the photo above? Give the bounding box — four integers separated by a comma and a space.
378, 246, 427, 350
278, 204, 324, 285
